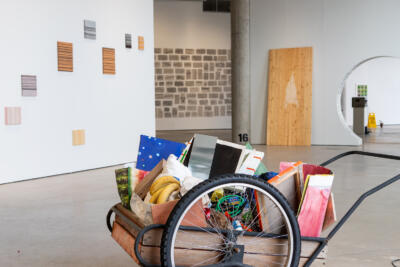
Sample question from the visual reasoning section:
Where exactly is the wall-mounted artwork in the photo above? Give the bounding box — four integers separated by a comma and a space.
21, 75, 37, 96
84, 20, 96, 40
57, 41, 73, 72
102, 47, 115, 74
72, 129, 85, 146
356, 84, 368, 97
125, 34, 132, 49
138, 36, 144, 50
5, 107, 21, 125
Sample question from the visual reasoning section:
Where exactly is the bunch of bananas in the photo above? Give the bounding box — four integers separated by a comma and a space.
149, 176, 181, 204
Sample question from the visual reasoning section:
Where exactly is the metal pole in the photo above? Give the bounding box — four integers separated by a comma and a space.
231, 0, 251, 144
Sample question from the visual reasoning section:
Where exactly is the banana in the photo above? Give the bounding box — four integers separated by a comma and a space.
150, 176, 179, 195
149, 187, 164, 204
157, 183, 180, 204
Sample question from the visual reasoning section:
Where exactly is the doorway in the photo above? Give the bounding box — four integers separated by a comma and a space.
341, 57, 400, 144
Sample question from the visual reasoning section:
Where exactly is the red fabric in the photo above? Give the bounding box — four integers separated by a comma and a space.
302, 164, 331, 182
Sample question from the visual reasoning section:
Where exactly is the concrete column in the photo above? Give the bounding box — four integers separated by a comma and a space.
231, 0, 251, 144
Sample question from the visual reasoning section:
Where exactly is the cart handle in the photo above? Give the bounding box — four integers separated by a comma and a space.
106, 205, 164, 267
305, 150, 400, 267
106, 205, 117, 233
319, 150, 400, 167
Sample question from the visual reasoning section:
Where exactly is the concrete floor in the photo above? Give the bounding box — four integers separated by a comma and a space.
365, 125, 400, 144
1, 129, 400, 266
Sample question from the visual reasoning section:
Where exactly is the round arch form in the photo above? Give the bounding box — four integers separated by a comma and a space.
336, 56, 398, 144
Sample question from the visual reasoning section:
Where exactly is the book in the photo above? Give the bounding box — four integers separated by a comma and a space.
257, 162, 303, 232
136, 135, 186, 171
297, 174, 334, 237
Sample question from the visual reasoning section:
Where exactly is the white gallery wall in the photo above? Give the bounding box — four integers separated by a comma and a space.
154, 0, 231, 130
250, 0, 400, 145
154, 1, 230, 51
343, 57, 400, 126
0, 0, 155, 184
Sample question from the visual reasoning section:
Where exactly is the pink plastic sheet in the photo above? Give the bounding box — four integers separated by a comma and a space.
298, 180, 332, 237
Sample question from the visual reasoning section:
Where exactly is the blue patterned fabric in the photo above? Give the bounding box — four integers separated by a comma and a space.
136, 135, 186, 171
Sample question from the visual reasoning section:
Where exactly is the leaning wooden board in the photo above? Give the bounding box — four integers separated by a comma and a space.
111, 204, 327, 266
266, 47, 313, 146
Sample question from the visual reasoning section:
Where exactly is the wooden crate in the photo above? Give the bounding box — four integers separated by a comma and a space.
111, 204, 328, 266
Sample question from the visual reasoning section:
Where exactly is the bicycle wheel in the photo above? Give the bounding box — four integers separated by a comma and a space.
161, 174, 301, 267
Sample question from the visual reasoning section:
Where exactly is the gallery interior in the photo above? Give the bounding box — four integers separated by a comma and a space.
1, 0, 400, 267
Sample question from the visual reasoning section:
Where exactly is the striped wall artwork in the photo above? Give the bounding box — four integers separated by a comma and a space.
72, 129, 85, 146
125, 34, 132, 49
21, 75, 37, 97
138, 36, 144, 50
5, 107, 21, 125
102, 47, 115, 75
57, 41, 73, 72
84, 20, 96, 40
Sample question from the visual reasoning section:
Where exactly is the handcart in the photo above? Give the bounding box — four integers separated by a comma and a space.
107, 151, 400, 267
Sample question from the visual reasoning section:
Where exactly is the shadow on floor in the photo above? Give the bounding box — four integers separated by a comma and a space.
156, 129, 232, 143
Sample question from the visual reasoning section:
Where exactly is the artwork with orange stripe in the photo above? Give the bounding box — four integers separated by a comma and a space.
138, 36, 144, 50
103, 47, 116, 75
57, 41, 73, 72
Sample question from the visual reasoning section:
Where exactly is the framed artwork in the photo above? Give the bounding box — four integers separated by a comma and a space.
5, 107, 21, 125
21, 75, 37, 96
138, 36, 144, 50
84, 20, 96, 40
356, 84, 368, 97
72, 129, 85, 146
125, 34, 132, 48
102, 47, 116, 74
57, 41, 73, 72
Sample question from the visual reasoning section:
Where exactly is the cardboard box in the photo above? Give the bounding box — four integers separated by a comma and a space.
134, 160, 165, 199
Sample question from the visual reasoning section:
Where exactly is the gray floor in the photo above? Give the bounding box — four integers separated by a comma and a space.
365, 125, 400, 144
1, 129, 400, 266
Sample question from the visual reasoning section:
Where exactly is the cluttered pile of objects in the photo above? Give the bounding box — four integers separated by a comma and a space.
115, 134, 268, 226
111, 134, 336, 266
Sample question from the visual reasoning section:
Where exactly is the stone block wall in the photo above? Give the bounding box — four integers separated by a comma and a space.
155, 48, 232, 119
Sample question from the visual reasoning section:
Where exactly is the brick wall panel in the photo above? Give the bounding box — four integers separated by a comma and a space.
155, 47, 231, 118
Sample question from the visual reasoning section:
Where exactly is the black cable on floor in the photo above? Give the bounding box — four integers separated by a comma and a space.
392, 258, 400, 267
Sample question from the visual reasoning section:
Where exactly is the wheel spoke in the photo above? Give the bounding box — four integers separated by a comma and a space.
162, 177, 300, 267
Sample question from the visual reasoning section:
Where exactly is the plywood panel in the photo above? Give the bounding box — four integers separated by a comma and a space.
138, 36, 144, 50
5, 107, 21, 125
266, 47, 313, 146
72, 129, 85, 146
57, 41, 73, 72
102, 47, 115, 74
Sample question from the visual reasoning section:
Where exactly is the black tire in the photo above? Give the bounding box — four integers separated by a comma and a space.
160, 174, 301, 267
